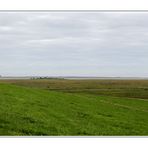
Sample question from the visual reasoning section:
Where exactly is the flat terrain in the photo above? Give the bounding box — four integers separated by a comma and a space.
0, 79, 148, 135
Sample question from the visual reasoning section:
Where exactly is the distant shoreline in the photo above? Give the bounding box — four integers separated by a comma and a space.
1, 76, 148, 80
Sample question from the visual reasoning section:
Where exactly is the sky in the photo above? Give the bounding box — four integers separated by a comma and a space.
0, 12, 148, 77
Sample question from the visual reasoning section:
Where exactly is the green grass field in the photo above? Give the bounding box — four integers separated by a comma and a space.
0, 79, 148, 135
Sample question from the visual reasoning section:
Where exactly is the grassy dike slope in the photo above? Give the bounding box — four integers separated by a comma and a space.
0, 83, 148, 135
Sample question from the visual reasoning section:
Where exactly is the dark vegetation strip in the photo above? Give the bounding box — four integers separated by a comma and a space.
1, 79, 148, 99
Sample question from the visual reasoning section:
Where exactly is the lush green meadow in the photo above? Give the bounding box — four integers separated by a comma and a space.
0, 79, 148, 135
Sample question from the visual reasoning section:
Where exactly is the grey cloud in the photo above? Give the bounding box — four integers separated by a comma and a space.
0, 12, 148, 77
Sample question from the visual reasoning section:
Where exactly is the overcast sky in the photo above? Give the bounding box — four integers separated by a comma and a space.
0, 12, 148, 77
